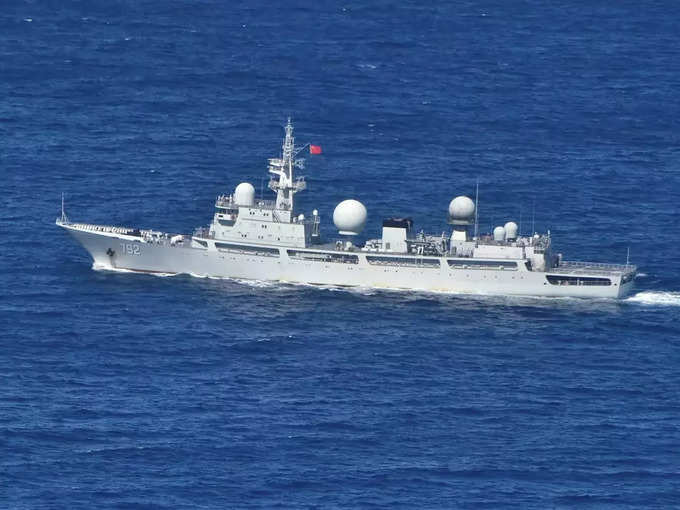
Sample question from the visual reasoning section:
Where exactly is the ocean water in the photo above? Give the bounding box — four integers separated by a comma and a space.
2, 1, 680, 508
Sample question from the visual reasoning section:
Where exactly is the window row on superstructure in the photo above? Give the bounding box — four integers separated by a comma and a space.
366, 255, 441, 268
287, 250, 359, 264
545, 275, 612, 286
190, 238, 540, 270
215, 242, 279, 257
447, 259, 518, 270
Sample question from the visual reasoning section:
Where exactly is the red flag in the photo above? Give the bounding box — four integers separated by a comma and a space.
310, 144, 322, 155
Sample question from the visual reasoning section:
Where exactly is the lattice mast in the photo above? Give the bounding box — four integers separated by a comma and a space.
268, 118, 306, 221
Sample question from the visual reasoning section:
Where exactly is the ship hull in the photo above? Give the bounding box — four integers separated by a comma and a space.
60, 223, 635, 299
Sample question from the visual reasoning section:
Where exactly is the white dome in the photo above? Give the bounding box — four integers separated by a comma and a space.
504, 221, 518, 240
234, 182, 255, 206
493, 226, 506, 241
333, 199, 367, 235
448, 196, 475, 223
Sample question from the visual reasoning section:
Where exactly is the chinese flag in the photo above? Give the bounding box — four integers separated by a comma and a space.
310, 144, 322, 155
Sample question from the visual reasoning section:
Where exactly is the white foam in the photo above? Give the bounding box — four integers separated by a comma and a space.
626, 291, 680, 306
186, 272, 210, 279
89, 265, 677, 307
184, 273, 284, 288
233, 278, 278, 288
92, 263, 176, 278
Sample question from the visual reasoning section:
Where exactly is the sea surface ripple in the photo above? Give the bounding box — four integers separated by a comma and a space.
2, 1, 679, 508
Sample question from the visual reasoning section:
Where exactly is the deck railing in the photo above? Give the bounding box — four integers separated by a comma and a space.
553, 260, 636, 275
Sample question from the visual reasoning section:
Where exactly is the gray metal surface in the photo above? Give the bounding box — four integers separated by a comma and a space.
57, 120, 637, 299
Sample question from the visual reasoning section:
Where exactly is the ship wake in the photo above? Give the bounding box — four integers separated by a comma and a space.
625, 291, 680, 306
91, 264, 679, 306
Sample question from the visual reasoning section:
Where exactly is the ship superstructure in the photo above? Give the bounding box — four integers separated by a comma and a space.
57, 120, 636, 298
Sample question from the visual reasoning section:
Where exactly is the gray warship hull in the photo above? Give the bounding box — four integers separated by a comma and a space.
58, 221, 636, 299
58, 120, 637, 299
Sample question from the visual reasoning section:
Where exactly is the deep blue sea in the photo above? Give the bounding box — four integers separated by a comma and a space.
2, 1, 680, 508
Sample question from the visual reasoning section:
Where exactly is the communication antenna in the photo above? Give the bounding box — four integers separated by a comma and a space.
60, 192, 68, 222
626, 246, 630, 269
519, 207, 523, 237
474, 178, 479, 239
531, 197, 536, 234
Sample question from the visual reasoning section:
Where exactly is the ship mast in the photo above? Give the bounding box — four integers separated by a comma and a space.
268, 118, 306, 222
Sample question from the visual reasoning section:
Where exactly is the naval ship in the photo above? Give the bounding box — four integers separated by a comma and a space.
57, 120, 636, 298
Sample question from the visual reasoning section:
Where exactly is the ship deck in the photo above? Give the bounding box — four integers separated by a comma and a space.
550, 261, 636, 276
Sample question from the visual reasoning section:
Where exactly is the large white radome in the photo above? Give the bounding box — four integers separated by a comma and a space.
504, 221, 518, 240
448, 196, 475, 222
234, 182, 255, 206
333, 199, 367, 235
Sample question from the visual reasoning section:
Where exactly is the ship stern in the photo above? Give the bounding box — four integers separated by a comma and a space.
616, 268, 637, 298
